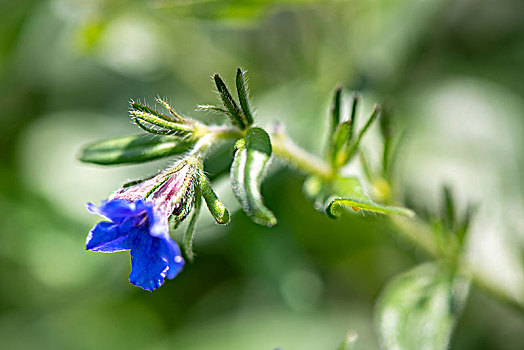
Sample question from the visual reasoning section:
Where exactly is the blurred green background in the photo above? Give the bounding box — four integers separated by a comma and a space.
1, 0, 523, 349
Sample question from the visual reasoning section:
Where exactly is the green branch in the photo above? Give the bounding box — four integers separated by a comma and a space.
196, 106, 524, 316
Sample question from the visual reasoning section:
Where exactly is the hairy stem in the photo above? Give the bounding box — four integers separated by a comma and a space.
270, 129, 333, 179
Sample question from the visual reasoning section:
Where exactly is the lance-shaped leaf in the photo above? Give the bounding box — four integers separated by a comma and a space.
235, 68, 254, 126
198, 171, 230, 225
303, 175, 413, 217
329, 121, 350, 168
197, 104, 229, 115
155, 98, 186, 123
441, 185, 456, 231
376, 263, 470, 350
341, 104, 380, 165
131, 110, 194, 135
79, 134, 195, 165
183, 186, 202, 262
455, 202, 476, 244
231, 127, 276, 227
330, 86, 343, 132
214, 73, 248, 129
131, 101, 174, 121
380, 105, 394, 177
348, 93, 359, 141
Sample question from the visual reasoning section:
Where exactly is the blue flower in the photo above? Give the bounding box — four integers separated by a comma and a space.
86, 159, 200, 290
87, 198, 185, 291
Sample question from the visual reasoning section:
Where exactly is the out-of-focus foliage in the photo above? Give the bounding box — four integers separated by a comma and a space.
376, 263, 470, 350
0, 0, 523, 349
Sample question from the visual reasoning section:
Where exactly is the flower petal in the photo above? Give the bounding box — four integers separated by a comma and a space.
128, 233, 184, 291
162, 237, 184, 280
87, 199, 146, 224
86, 221, 133, 252
128, 235, 166, 291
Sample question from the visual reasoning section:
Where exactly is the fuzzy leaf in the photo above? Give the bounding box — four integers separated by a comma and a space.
183, 186, 202, 262
199, 171, 230, 225
214, 73, 248, 129
236, 68, 254, 126
330, 85, 343, 133
348, 93, 359, 140
79, 134, 195, 165
131, 110, 193, 135
376, 263, 470, 350
131, 101, 174, 121
231, 127, 276, 226
343, 104, 380, 163
303, 175, 413, 217
330, 121, 351, 168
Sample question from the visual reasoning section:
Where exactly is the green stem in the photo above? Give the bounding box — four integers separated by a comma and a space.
270, 130, 333, 179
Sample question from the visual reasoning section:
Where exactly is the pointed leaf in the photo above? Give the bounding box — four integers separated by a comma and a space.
330, 121, 350, 168
231, 127, 276, 226
303, 175, 413, 218
131, 101, 174, 122
348, 93, 359, 140
214, 73, 247, 129
236, 68, 254, 126
456, 202, 476, 244
341, 104, 380, 165
330, 85, 343, 132
197, 104, 229, 115
183, 186, 202, 262
134, 118, 176, 135
441, 185, 455, 231
131, 110, 194, 134
376, 263, 470, 350
199, 171, 230, 224
327, 197, 414, 217
155, 98, 186, 122
79, 134, 195, 165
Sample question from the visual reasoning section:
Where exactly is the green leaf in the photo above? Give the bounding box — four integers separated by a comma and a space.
303, 175, 413, 218
131, 110, 193, 135
134, 118, 176, 135
456, 202, 476, 244
199, 171, 230, 225
235, 68, 254, 126
376, 263, 470, 350
79, 134, 195, 165
214, 73, 248, 129
131, 101, 174, 122
183, 186, 202, 262
155, 98, 186, 123
330, 85, 343, 133
348, 92, 359, 141
342, 104, 380, 164
197, 104, 229, 115
441, 185, 456, 231
231, 127, 277, 227
330, 121, 350, 168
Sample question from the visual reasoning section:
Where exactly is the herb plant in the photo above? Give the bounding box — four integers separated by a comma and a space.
79, 69, 522, 349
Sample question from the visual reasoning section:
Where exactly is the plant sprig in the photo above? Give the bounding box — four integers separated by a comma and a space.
79, 68, 523, 350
